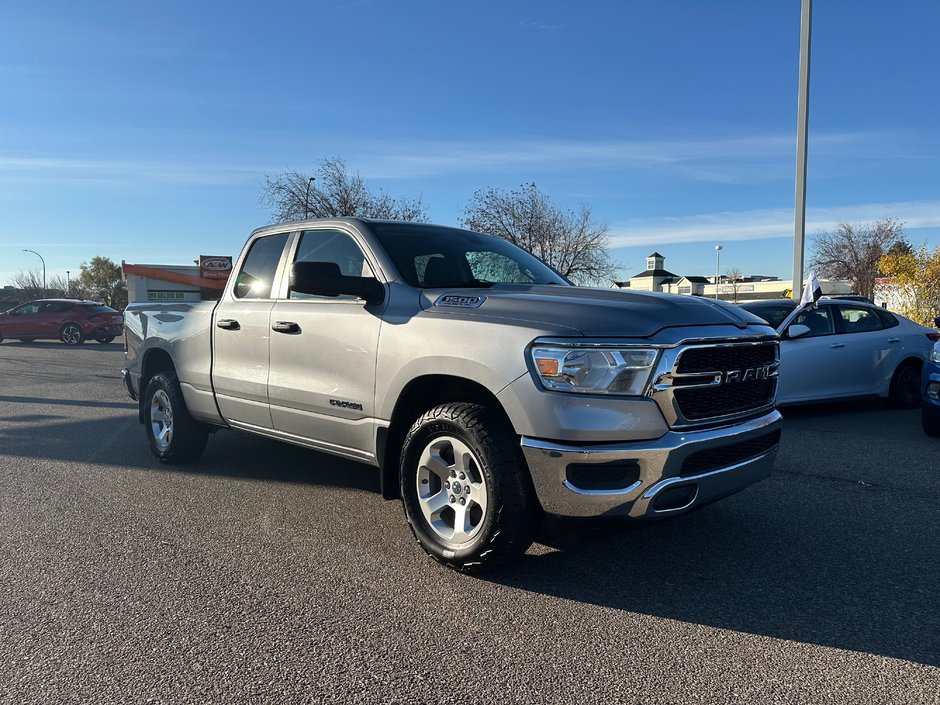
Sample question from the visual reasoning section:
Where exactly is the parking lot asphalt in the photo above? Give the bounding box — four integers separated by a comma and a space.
0, 340, 938, 704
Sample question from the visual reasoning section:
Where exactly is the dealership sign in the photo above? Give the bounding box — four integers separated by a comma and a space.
199, 256, 232, 279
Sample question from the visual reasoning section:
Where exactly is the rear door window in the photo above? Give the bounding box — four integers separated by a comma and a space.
834, 306, 884, 334
234, 233, 290, 299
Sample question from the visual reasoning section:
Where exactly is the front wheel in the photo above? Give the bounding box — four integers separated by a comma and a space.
923, 404, 940, 437
59, 323, 85, 346
400, 402, 537, 573
889, 361, 922, 409
143, 371, 209, 463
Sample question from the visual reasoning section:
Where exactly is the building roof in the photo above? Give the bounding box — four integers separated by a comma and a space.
647, 251, 664, 258
681, 275, 711, 284
630, 268, 678, 279
122, 263, 227, 290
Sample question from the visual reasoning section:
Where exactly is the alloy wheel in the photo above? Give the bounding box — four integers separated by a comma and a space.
416, 435, 488, 545
150, 389, 174, 451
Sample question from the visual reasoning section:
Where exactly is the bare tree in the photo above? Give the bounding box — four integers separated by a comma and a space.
8, 270, 46, 300
260, 157, 428, 223
461, 183, 619, 286
810, 218, 907, 300
726, 266, 744, 303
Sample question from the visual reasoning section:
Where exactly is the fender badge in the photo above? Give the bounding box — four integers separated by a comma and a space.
434, 295, 486, 309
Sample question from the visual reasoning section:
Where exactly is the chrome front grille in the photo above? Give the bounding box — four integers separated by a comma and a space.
649, 340, 779, 428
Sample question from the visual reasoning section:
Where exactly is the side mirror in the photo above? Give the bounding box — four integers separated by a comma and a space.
934, 315, 940, 328
787, 323, 811, 339
289, 261, 384, 304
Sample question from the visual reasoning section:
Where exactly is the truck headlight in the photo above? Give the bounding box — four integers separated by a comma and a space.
930, 346, 940, 363
530, 345, 659, 395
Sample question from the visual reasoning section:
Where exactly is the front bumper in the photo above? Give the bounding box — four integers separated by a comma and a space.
521, 410, 782, 519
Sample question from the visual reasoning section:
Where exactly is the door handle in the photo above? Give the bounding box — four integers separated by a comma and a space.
272, 321, 300, 334
830, 343, 845, 349
216, 319, 240, 330
887, 338, 901, 343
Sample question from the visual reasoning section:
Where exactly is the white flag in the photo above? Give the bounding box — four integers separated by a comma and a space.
800, 271, 822, 308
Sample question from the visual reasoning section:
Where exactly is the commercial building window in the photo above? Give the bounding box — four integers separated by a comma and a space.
148, 291, 186, 301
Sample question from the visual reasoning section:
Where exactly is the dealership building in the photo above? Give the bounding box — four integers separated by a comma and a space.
611, 252, 852, 301
122, 257, 232, 305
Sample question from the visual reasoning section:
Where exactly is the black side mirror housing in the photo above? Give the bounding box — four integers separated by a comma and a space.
289, 261, 384, 304
935, 315, 940, 328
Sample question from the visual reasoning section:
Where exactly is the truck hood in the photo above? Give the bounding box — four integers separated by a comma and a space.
419, 285, 769, 338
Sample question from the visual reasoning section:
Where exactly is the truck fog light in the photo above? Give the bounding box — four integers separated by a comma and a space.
927, 382, 940, 400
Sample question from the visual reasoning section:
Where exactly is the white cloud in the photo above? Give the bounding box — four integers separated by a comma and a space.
352, 130, 902, 180
608, 200, 940, 248
0, 155, 272, 186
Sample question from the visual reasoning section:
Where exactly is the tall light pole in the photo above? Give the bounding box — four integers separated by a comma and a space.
714, 245, 723, 299
792, 0, 813, 300
22, 249, 46, 294
304, 176, 315, 219
66, 270, 71, 293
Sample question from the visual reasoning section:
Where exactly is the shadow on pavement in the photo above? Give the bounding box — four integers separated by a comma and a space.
0, 395, 137, 410
487, 479, 940, 667
2, 401, 936, 666
0, 412, 380, 493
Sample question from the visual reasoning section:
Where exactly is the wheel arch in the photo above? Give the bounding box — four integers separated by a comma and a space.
377, 374, 516, 500
138, 348, 177, 423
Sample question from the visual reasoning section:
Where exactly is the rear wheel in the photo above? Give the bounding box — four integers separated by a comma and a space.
400, 402, 537, 573
96, 336, 115, 344
143, 371, 209, 463
59, 323, 85, 346
889, 360, 922, 408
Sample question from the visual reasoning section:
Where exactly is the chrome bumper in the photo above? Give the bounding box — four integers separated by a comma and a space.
520, 410, 782, 519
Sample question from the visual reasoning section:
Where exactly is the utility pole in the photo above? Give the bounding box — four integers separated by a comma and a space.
304, 176, 315, 219
22, 249, 46, 294
714, 245, 722, 299
792, 0, 813, 300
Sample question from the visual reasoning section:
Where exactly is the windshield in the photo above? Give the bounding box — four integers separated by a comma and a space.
367, 223, 570, 288
739, 302, 797, 329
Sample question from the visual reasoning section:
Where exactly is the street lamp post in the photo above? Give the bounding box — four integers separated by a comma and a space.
714, 245, 722, 300
304, 176, 315, 219
22, 249, 46, 295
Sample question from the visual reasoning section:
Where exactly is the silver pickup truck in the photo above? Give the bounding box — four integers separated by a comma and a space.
123, 218, 782, 572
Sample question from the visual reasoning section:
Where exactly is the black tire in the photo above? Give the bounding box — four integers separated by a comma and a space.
59, 323, 85, 346
0, 331, 4, 343
889, 360, 922, 409
18, 337, 35, 343
923, 404, 940, 437
96, 336, 115, 344
400, 402, 537, 573
143, 371, 209, 463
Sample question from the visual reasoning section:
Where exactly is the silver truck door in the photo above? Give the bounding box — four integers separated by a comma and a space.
211, 231, 291, 429
267, 227, 384, 461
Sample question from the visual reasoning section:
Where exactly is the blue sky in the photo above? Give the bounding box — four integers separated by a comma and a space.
2, 0, 938, 287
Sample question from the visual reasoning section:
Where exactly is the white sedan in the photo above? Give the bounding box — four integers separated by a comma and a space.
739, 299, 938, 406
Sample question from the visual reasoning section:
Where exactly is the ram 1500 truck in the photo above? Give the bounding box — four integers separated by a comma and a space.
123, 218, 782, 572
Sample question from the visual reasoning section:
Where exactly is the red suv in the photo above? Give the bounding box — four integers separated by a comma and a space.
0, 299, 125, 345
